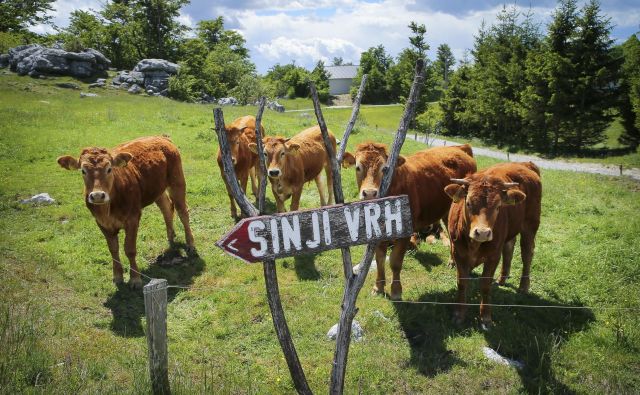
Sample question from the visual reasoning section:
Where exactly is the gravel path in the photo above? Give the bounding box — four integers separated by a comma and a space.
408, 135, 640, 181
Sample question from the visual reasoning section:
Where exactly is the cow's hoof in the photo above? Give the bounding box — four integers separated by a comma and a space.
497, 278, 507, 286
388, 291, 402, 301
372, 286, 385, 296
113, 275, 124, 285
186, 245, 198, 257
129, 277, 143, 290
517, 285, 530, 294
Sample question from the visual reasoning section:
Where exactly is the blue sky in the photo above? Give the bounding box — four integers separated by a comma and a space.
33, 0, 640, 74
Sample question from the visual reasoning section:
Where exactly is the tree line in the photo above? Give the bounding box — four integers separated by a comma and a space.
440, 0, 639, 155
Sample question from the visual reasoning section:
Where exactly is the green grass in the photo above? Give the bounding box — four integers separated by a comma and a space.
1, 72, 639, 394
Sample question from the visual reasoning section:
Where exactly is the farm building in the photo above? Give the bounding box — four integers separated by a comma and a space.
326, 65, 358, 95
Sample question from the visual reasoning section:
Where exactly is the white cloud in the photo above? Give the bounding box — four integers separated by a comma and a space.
256, 37, 362, 64
29, 0, 102, 34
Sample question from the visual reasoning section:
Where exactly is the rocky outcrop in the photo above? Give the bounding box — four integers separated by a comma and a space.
111, 58, 179, 96
7, 44, 110, 77
267, 100, 285, 113
218, 97, 238, 106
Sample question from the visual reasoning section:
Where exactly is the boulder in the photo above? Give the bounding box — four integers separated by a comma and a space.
7, 44, 110, 78
128, 84, 143, 94
327, 320, 363, 341
267, 100, 285, 113
80, 92, 99, 98
218, 97, 238, 106
133, 59, 179, 74
21, 193, 55, 205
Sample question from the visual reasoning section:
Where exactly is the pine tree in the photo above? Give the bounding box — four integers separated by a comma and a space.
434, 44, 455, 90
568, 0, 620, 154
618, 34, 640, 148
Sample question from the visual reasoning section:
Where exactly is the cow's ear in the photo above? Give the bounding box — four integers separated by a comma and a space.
57, 155, 80, 170
342, 152, 356, 168
286, 142, 300, 154
503, 189, 526, 205
396, 155, 406, 167
248, 143, 258, 154
112, 152, 133, 167
444, 184, 467, 203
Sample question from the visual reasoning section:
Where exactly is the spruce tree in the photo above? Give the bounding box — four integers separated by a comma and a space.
618, 34, 640, 149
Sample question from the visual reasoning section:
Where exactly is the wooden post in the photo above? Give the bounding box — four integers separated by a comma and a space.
329, 59, 425, 395
619, 164, 623, 176
144, 279, 170, 395
213, 108, 312, 395
337, 75, 367, 164
253, 97, 268, 214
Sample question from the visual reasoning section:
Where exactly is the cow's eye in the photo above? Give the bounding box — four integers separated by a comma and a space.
107, 167, 112, 174
81, 168, 86, 175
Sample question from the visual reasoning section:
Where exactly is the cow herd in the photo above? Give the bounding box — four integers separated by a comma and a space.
57, 115, 542, 326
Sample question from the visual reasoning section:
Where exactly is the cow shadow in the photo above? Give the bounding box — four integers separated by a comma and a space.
411, 249, 445, 271
393, 278, 594, 392
103, 244, 205, 337
292, 254, 321, 281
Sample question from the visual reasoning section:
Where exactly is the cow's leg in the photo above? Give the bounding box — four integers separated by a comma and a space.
439, 215, 451, 247
453, 258, 470, 325
325, 164, 334, 205
389, 237, 409, 300
372, 242, 388, 295
315, 174, 327, 206
273, 185, 286, 213
124, 217, 143, 289
498, 237, 516, 286
239, 169, 249, 196
155, 192, 176, 247
168, 187, 195, 253
479, 258, 500, 329
518, 231, 535, 293
100, 226, 123, 285
249, 166, 259, 198
223, 179, 238, 219
290, 187, 302, 211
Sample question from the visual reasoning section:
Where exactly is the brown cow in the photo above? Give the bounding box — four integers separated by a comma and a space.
445, 162, 541, 328
249, 125, 336, 212
217, 115, 264, 219
343, 143, 476, 300
57, 136, 195, 288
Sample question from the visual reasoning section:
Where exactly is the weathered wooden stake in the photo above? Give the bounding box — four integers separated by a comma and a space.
213, 107, 312, 395
337, 75, 368, 164
144, 278, 170, 395
329, 59, 425, 395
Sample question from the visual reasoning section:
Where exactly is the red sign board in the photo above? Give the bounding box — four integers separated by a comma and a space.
216, 195, 412, 263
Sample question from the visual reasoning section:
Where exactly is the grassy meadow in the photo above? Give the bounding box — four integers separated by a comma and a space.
1, 72, 639, 394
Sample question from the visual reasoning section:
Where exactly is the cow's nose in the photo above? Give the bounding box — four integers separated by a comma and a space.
88, 191, 108, 204
471, 227, 492, 242
268, 169, 280, 177
361, 189, 378, 199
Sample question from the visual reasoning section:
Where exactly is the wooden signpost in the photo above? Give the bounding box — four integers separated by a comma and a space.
216, 196, 412, 263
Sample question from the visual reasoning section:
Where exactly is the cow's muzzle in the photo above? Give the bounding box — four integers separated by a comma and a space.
88, 190, 110, 205
470, 227, 492, 242
360, 188, 379, 200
